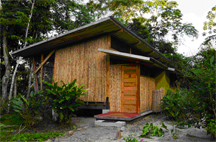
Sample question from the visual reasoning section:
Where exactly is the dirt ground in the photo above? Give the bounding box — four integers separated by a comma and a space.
48, 114, 215, 142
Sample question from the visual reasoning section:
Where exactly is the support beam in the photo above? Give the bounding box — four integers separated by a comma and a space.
110, 29, 123, 35
34, 50, 55, 74
40, 54, 43, 89
131, 41, 141, 46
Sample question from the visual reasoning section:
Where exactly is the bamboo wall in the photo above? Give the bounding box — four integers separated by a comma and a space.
152, 87, 165, 112
53, 35, 111, 102
110, 65, 121, 112
140, 76, 155, 112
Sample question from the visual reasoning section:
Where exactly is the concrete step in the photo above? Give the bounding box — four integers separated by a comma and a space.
95, 120, 126, 127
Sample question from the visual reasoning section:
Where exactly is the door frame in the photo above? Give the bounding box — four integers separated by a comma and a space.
121, 64, 140, 113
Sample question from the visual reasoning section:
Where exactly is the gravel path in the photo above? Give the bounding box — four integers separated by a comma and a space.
50, 114, 214, 142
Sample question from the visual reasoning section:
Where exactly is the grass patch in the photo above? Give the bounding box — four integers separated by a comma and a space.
1, 114, 24, 125
0, 126, 63, 141
0, 114, 74, 141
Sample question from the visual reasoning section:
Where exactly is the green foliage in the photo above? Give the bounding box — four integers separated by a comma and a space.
172, 132, 179, 139
123, 134, 146, 142
206, 119, 216, 137
0, 98, 9, 114
161, 50, 216, 137
0, 0, 97, 49
0, 126, 63, 142
0, 114, 24, 125
11, 92, 45, 128
43, 79, 87, 124
140, 123, 166, 137
203, 5, 216, 47
161, 89, 196, 121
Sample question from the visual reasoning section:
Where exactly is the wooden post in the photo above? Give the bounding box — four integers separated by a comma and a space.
106, 97, 109, 109
32, 57, 39, 93
106, 55, 110, 98
137, 65, 140, 113
40, 54, 43, 89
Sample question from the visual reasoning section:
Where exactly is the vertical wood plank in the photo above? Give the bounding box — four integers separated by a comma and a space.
106, 55, 110, 98
137, 65, 140, 113
121, 65, 124, 112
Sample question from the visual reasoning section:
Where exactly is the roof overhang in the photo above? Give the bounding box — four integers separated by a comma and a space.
98, 48, 175, 72
12, 16, 171, 65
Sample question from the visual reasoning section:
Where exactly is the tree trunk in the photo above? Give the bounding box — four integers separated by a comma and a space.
26, 0, 35, 96
27, 62, 33, 99
7, 62, 19, 113
13, 76, 17, 98
2, 30, 11, 102
23, 0, 35, 48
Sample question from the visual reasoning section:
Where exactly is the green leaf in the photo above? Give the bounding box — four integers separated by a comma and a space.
59, 112, 64, 122
210, 56, 214, 65
59, 99, 64, 103
161, 122, 168, 130
171, 129, 174, 134
65, 96, 70, 100
68, 107, 74, 112
141, 123, 150, 136
152, 126, 158, 136
158, 129, 164, 137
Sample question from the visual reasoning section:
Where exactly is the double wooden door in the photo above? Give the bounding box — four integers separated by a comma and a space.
121, 65, 139, 113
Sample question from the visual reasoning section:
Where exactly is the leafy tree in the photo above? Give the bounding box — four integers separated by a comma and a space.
89, 0, 198, 55
203, 5, 216, 48
127, 2, 198, 54
162, 48, 216, 137
0, 0, 97, 104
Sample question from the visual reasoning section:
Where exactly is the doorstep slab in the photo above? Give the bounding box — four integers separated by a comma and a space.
95, 120, 126, 127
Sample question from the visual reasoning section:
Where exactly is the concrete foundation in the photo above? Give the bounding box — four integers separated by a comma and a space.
102, 109, 110, 114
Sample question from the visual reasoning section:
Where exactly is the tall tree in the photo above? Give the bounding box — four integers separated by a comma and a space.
0, 0, 97, 102
89, 0, 198, 55
127, 1, 198, 54
203, 5, 216, 48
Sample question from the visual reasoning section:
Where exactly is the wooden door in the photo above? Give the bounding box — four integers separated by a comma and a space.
121, 65, 139, 113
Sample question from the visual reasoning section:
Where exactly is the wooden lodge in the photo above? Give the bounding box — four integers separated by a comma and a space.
12, 17, 180, 119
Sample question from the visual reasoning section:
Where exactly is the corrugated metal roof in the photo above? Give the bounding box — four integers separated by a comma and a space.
98, 48, 172, 70
12, 16, 171, 65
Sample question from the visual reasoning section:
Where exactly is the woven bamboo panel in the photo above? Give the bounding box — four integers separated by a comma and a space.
53, 35, 111, 102
140, 76, 155, 113
110, 65, 121, 112
152, 87, 165, 112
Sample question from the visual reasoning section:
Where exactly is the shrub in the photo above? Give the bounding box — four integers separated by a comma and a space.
206, 118, 216, 137
0, 97, 9, 114
12, 92, 45, 128
161, 89, 197, 121
43, 79, 87, 124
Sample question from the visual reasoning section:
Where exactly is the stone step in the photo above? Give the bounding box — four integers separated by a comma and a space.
95, 120, 126, 127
